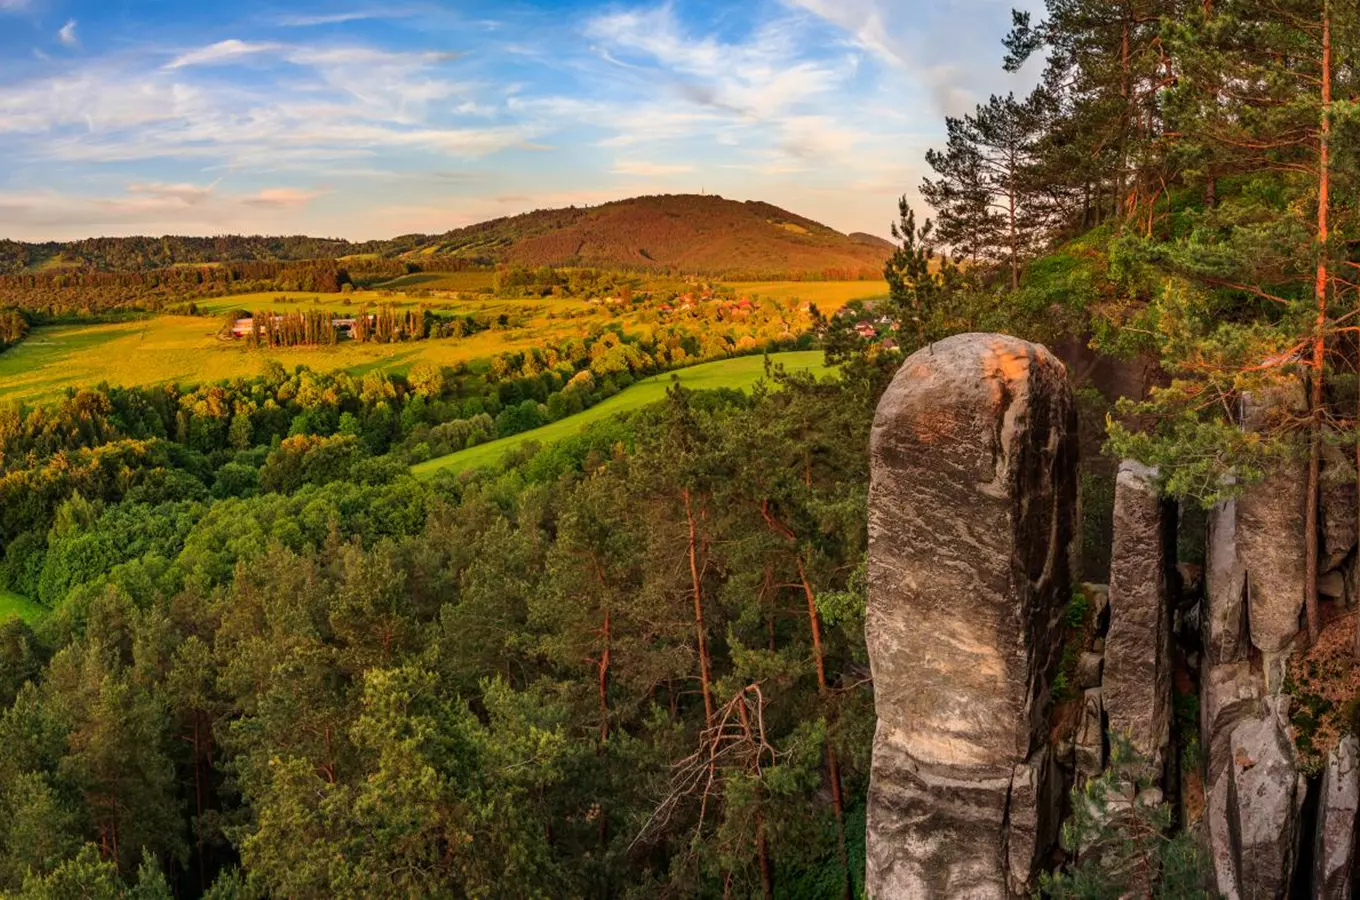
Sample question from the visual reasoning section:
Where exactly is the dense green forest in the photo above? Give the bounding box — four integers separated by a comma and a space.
1, 0, 1357, 896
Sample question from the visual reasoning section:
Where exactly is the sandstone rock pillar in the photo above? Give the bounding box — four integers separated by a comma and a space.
1103, 460, 1172, 776
1314, 735, 1360, 900
866, 334, 1077, 899
1202, 379, 1311, 899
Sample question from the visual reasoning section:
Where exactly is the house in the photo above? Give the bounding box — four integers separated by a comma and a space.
229, 315, 359, 339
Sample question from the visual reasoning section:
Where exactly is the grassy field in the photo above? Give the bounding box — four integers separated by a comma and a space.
370, 271, 497, 292
0, 304, 597, 405
0, 590, 46, 625
193, 287, 538, 315
727, 280, 888, 312
413, 350, 832, 477
0, 282, 872, 405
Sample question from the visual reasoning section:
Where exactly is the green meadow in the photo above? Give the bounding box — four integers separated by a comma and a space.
0, 282, 875, 405
412, 350, 832, 477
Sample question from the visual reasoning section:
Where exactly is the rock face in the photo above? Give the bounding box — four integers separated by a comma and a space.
1103, 460, 1172, 775
1074, 688, 1104, 779
1314, 735, 1360, 900
1205, 498, 1249, 666
1237, 383, 1308, 658
1229, 705, 1306, 900
1201, 379, 1311, 900
866, 334, 1077, 899
1321, 442, 1357, 573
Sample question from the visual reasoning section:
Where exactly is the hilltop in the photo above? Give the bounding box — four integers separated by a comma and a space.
394, 195, 890, 276
0, 195, 891, 278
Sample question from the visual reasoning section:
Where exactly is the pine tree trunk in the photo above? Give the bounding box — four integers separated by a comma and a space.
757, 814, 774, 900
684, 487, 716, 724
1307, 0, 1332, 647
1009, 183, 1019, 290
797, 558, 853, 900
1354, 371, 1360, 661
599, 607, 611, 744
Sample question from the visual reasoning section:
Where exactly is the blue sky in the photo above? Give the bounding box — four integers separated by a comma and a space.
0, 0, 1043, 241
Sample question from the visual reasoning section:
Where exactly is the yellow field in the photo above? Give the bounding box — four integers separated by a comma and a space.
0, 314, 591, 404
726, 280, 888, 313
193, 288, 564, 316
0, 282, 880, 404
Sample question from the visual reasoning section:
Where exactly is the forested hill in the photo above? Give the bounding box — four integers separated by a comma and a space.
0, 195, 889, 278
390, 195, 891, 276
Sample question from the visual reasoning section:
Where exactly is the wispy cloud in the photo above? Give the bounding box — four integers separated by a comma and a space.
243, 186, 326, 208
0, 182, 328, 237
0, 0, 30, 11
274, 9, 409, 27
782, 0, 1045, 115
585, 5, 850, 119
127, 182, 216, 205
58, 20, 79, 47
164, 39, 285, 70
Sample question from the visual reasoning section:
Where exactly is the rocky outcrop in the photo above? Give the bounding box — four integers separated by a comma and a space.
1237, 383, 1308, 659
1201, 379, 1312, 900
1229, 704, 1306, 900
1208, 703, 1305, 900
866, 334, 1077, 899
1103, 460, 1172, 775
1205, 498, 1249, 666
1314, 735, 1360, 900
1075, 688, 1104, 780
1321, 443, 1357, 574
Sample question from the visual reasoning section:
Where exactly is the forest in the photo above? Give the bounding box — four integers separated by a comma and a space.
0, 0, 1356, 896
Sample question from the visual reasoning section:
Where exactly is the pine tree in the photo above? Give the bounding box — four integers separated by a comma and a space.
922, 92, 1048, 286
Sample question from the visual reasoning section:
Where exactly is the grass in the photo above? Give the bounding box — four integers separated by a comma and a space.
0, 590, 46, 625
726, 280, 888, 313
0, 307, 598, 404
0, 282, 872, 405
413, 350, 831, 477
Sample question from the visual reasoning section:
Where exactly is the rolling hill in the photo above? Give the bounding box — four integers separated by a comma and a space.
1, 195, 891, 277
396, 195, 892, 275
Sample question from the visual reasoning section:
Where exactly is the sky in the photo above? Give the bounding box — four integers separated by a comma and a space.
0, 0, 1044, 242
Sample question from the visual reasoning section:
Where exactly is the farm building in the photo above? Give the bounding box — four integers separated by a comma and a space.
230, 316, 362, 339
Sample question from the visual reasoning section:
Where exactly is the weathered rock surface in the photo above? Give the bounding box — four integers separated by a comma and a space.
1319, 569, 1346, 599
1074, 688, 1103, 780
1205, 499, 1249, 665
1322, 442, 1358, 573
866, 334, 1077, 899
1238, 383, 1309, 655
1314, 735, 1359, 900
1201, 660, 1263, 784
1074, 651, 1103, 690
1227, 705, 1305, 900
1104, 460, 1172, 775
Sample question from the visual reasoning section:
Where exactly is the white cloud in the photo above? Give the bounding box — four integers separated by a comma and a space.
164, 39, 285, 70
0, 183, 327, 238
585, 5, 850, 119
58, 19, 78, 47
782, 0, 1045, 115
0, 0, 30, 10
275, 10, 410, 27
613, 160, 694, 176
243, 187, 326, 208
127, 182, 215, 204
